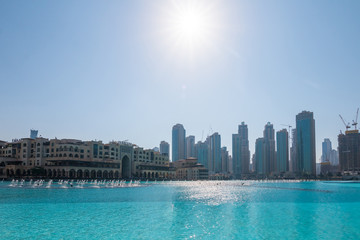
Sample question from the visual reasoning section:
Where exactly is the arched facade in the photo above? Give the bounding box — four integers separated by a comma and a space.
121, 155, 131, 179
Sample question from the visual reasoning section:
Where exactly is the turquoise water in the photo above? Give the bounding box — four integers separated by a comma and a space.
0, 180, 360, 240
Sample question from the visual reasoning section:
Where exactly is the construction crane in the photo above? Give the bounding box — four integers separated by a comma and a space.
280, 124, 292, 144
352, 108, 359, 130
208, 126, 213, 137
339, 114, 351, 131
281, 124, 292, 134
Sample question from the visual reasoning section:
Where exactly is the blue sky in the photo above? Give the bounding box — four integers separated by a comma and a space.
1, 0, 359, 161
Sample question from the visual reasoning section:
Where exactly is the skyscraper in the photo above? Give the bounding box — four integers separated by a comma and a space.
276, 129, 289, 174
185, 135, 195, 158
255, 138, 266, 175
160, 141, 170, 156
330, 149, 339, 166
338, 130, 360, 174
172, 124, 186, 162
209, 132, 221, 173
221, 147, 229, 173
296, 111, 316, 176
232, 122, 250, 179
322, 138, 332, 163
264, 122, 276, 174
290, 128, 297, 172
254, 122, 276, 176
195, 140, 209, 169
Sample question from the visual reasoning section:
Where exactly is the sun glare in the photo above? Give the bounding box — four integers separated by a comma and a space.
160, 0, 219, 59
176, 9, 207, 41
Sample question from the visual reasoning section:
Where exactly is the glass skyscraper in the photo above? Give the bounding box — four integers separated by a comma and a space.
254, 122, 275, 176
264, 122, 276, 174
322, 138, 332, 163
209, 132, 221, 173
295, 111, 316, 176
185, 135, 195, 158
276, 129, 289, 173
232, 122, 250, 179
160, 141, 170, 157
195, 141, 209, 169
221, 147, 229, 173
255, 138, 265, 175
172, 124, 186, 162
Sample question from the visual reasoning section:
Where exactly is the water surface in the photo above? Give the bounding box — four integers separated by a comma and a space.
0, 180, 359, 239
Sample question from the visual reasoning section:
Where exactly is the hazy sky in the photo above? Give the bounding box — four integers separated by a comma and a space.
1, 0, 359, 161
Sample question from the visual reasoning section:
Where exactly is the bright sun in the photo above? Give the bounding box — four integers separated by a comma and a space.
161, 0, 218, 58
176, 9, 207, 41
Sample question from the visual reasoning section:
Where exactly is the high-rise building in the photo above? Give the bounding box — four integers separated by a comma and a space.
255, 138, 266, 175
254, 122, 276, 176
338, 130, 360, 174
221, 147, 229, 173
160, 141, 170, 156
185, 135, 195, 158
172, 124, 186, 162
251, 154, 256, 172
276, 129, 289, 173
264, 122, 276, 174
195, 141, 209, 169
322, 138, 332, 163
295, 111, 316, 176
228, 155, 233, 174
290, 128, 297, 172
232, 122, 250, 179
330, 149, 339, 166
208, 132, 221, 173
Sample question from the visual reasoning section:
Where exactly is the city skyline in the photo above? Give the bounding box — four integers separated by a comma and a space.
1, 1, 360, 163
0, 110, 356, 164
1, 1, 359, 239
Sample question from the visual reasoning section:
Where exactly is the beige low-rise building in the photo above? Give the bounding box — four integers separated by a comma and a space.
132, 147, 175, 179
0, 138, 133, 179
1, 137, 210, 181
173, 158, 208, 180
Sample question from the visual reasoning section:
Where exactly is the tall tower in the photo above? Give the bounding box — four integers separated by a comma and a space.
338, 130, 360, 173
290, 128, 297, 172
209, 132, 221, 173
172, 124, 186, 162
185, 135, 195, 158
221, 147, 229, 173
195, 140, 209, 168
255, 138, 266, 175
321, 138, 332, 163
160, 141, 170, 156
232, 122, 250, 179
254, 122, 275, 176
264, 122, 276, 174
276, 129, 289, 173
296, 111, 316, 176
